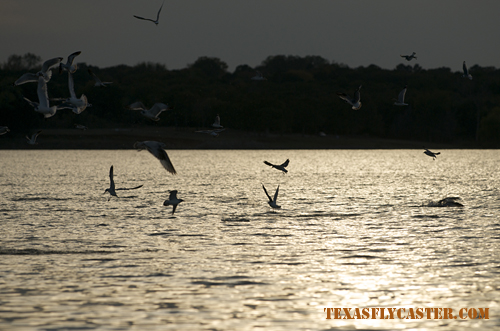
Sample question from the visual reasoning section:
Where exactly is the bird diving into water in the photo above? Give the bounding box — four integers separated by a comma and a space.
163, 190, 184, 214
262, 184, 281, 209
337, 85, 362, 110
133, 1, 164, 25
104, 165, 143, 201
264, 159, 289, 173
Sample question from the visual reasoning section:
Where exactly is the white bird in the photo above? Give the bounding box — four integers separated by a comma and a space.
23, 74, 65, 118
264, 159, 289, 173
400, 52, 417, 61
13, 57, 63, 85
127, 101, 170, 121
337, 85, 362, 110
195, 128, 225, 137
88, 69, 112, 87
134, 141, 176, 174
59, 51, 81, 74
393, 85, 408, 106
462, 61, 473, 80
26, 130, 42, 145
424, 148, 440, 160
104, 165, 143, 200
262, 184, 281, 209
163, 190, 184, 214
59, 71, 91, 114
212, 114, 223, 128
251, 71, 267, 81
0, 126, 10, 135
133, 1, 164, 25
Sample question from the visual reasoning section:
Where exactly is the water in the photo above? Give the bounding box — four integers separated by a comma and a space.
0, 149, 499, 330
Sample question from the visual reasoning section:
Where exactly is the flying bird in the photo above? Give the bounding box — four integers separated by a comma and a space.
400, 52, 417, 61
393, 85, 408, 106
59, 51, 81, 74
163, 190, 184, 214
134, 141, 176, 174
337, 85, 362, 110
13, 57, 63, 85
26, 130, 42, 145
424, 148, 440, 160
195, 128, 225, 137
0, 126, 10, 135
212, 114, 223, 128
263, 159, 289, 173
58, 71, 91, 114
133, 1, 164, 25
127, 102, 170, 121
88, 69, 112, 87
262, 184, 281, 209
104, 165, 143, 200
462, 61, 473, 80
23, 74, 66, 118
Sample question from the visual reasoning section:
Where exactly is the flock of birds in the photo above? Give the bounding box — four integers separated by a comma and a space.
0, 3, 475, 213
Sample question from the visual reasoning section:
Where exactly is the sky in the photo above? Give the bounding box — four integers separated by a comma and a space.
1, 1, 499, 72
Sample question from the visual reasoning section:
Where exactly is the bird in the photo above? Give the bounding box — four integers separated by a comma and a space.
212, 114, 223, 128
462, 61, 473, 80
251, 71, 267, 81
163, 190, 184, 214
59, 51, 81, 74
424, 148, 440, 160
393, 85, 408, 106
88, 69, 112, 87
262, 184, 281, 209
26, 130, 42, 145
104, 165, 143, 200
133, 1, 164, 25
127, 102, 170, 121
13, 57, 63, 85
437, 197, 464, 207
263, 159, 289, 173
400, 52, 417, 61
58, 71, 91, 114
337, 85, 362, 110
0, 126, 10, 135
195, 128, 225, 137
134, 141, 176, 174
23, 74, 66, 118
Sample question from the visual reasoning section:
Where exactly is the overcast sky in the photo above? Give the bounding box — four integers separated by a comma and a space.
1, 1, 498, 72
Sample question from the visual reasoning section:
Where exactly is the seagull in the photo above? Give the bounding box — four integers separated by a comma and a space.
59, 51, 81, 74
264, 159, 289, 173
163, 190, 184, 214
393, 85, 408, 106
133, 1, 164, 25
212, 114, 223, 128
104, 165, 143, 200
251, 71, 267, 81
195, 128, 225, 137
400, 52, 417, 61
424, 148, 440, 160
26, 130, 42, 145
0, 126, 10, 135
13, 57, 63, 85
23, 74, 65, 118
58, 71, 91, 114
262, 184, 281, 209
462, 61, 473, 80
127, 102, 170, 121
337, 85, 362, 110
134, 141, 176, 174
88, 69, 112, 87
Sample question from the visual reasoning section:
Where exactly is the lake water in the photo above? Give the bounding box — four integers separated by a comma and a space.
0, 149, 499, 330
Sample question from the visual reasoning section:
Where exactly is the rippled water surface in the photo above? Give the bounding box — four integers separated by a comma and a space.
1, 149, 499, 330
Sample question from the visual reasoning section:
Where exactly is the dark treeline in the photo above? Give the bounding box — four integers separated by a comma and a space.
1, 53, 500, 146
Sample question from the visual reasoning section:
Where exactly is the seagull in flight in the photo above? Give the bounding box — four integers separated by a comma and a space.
424, 148, 440, 160
337, 85, 362, 110
14, 57, 63, 85
104, 165, 143, 200
127, 102, 170, 121
134, 141, 177, 174
264, 159, 289, 173
0, 126, 10, 135
58, 71, 91, 114
23, 74, 66, 118
133, 1, 164, 25
462, 61, 473, 80
400, 52, 417, 61
163, 190, 184, 214
26, 130, 42, 145
262, 184, 281, 209
59, 51, 81, 74
88, 69, 112, 87
196, 128, 225, 137
393, 85, 408, 106
212, 114, 223, 128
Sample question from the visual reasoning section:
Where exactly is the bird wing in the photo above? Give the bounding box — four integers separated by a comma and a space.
148, 103, 168, 117
14, 73, 38, 86
463, 61, 469, 75
68, 72, 77, 99
88, 69, 102, 83
143, 141, 176, 174
117, 184, 143, 191
67, 51, 81, 65
128, 101, 147, 110
264, 161, 274, 167
156, 1, 164, 21
157, 148, 176, 174
169, 190, 178, 200
109, 166, 115, 190
172, 204, 177, 214
133, 15, 155, 22
213, 115, 220, 126
262, 184, 272, 202
398, 87, 407, 103
23, 97, 38, 108
336, 92, 352, 104
37, 75, 50, 108
41, 57, 63, 73
273, 186, 279, 203
353, 86, 362, 103
280, 159, 289, 168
